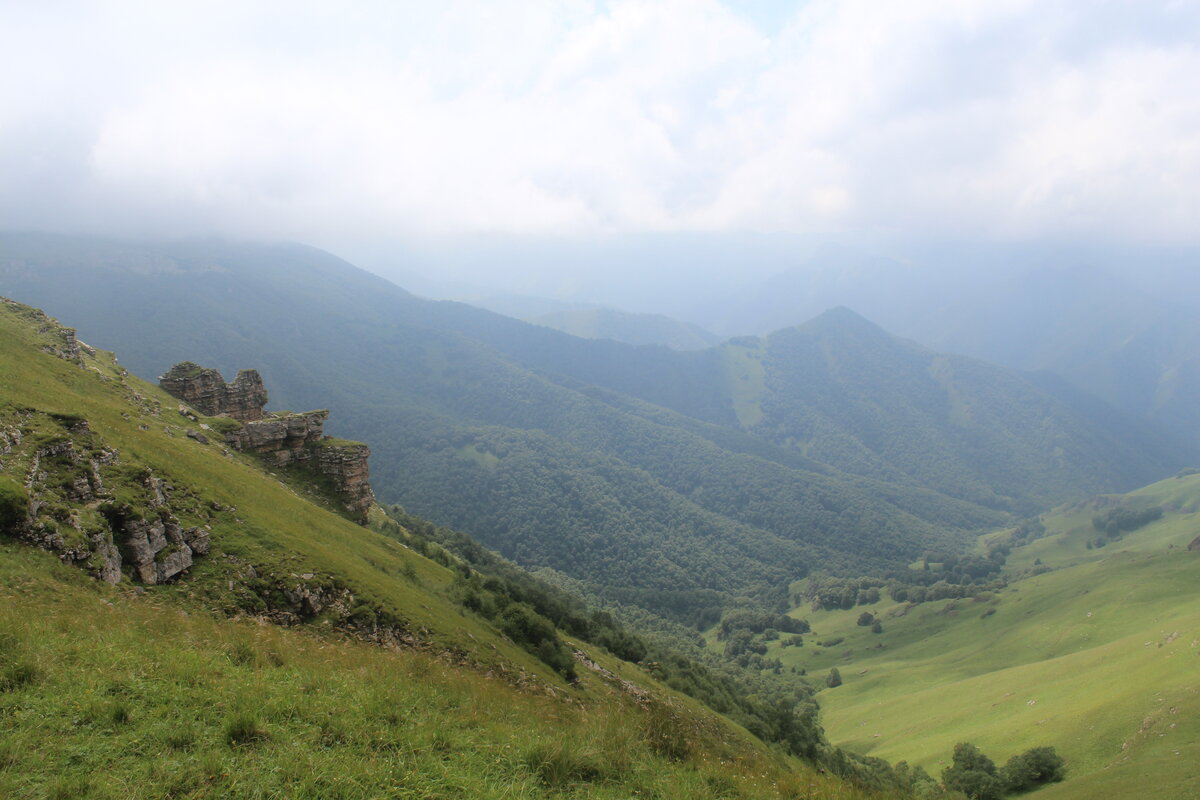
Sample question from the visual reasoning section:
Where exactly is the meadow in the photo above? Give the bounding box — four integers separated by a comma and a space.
772, 474, 1200, 798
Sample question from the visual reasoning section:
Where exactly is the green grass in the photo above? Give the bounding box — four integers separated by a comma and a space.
0, 544, 897, 800
0, 298, 898, 800
771, 483, 1200, 799
995, 472, 1200, 574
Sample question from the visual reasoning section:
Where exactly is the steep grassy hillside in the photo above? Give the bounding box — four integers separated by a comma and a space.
0, 298, 903, 799
0, 545, 890, 800
766, 473, 1200, 799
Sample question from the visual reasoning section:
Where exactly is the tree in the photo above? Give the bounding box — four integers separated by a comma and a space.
857, 611, 875, 627
826, 667, 842, 688
1001, 746, 1065, 793
871, 620, 883, 634
942, 742, 1003, 800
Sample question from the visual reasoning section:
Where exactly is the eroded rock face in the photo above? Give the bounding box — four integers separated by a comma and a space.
159, 362, 269, 421
315, 442, 376, 521
231, 411, 330, 460
160, 361, 376, 523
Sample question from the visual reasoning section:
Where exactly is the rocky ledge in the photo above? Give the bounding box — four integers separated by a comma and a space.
160, 363, 376, 522
159, 362, 269, 421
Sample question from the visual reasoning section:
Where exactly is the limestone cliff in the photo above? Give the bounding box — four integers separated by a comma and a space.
159, 362, 269, 421
160, 363, 376, 522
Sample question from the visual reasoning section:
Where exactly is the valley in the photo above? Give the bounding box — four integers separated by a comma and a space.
771, 473, 1200, 798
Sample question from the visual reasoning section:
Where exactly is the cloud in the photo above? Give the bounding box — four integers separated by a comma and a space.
1, 0, 1198, 244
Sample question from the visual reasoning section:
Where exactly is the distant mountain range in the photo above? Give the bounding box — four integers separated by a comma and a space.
2, 232, 1192, 623
683, 248, 1200, 448
528, 307, 722, 350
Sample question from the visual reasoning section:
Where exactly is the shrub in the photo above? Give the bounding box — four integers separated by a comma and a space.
500, 603, 576, 679
1001, 746, 1065, 793
826, 668, 842, 688
348, 604, 377, 627
0, 477, 28, 533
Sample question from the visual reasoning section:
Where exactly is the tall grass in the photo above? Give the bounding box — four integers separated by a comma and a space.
0, 546, 900, 800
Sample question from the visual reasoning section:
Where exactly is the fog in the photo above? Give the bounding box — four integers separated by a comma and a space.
3, 1, 1199, 320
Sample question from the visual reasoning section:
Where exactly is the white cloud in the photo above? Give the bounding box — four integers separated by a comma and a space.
1, 0, 1198, 243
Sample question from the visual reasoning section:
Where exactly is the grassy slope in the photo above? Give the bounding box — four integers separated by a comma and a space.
0, 546, 883, 800
766, 474, 1200, 798
0, 299, 890, 800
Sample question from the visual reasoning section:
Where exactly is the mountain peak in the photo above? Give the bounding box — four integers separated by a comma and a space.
796, 306, 890, 339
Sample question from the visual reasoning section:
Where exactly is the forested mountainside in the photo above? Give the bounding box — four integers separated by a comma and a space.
0, 297, 914, 799
699, 252, 1200, 449
1, 233, 1191, 625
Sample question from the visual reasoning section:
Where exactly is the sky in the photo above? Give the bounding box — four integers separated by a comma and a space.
3, 0, 1199, 288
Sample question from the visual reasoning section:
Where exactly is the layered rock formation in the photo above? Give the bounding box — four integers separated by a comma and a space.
101, 470, 211, 584
159, 362, 269, 421
2, 408, 210, 586
160, 363, 375, 522
224, 410, 329, 460
313, 441, 375, 521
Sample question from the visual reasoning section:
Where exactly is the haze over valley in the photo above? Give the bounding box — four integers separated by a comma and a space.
2, 3, 1199, 798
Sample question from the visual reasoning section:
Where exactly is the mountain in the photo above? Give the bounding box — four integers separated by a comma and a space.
0, 297, 898, 799
698, 249, 1200, 449
1, 232, 1190, 625
914, 267, 1200, 449
775, 468, 1200, 799
529, 307, 723, 350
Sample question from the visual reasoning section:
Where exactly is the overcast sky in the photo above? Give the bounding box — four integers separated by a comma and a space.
3, 0, 1199, 256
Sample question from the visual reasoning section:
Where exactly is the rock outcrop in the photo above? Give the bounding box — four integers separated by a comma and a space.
159, 362, 269, 421
314, 441, 375, 521
225, 410, 329, 460
1, 408, 210, 585
101, 470, 212, 584
160, 362, 376, 522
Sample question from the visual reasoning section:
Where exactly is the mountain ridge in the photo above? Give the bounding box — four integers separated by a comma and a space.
2, 232, 1191, 625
